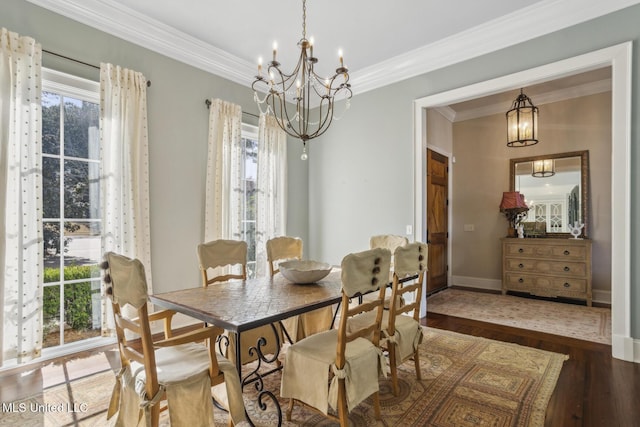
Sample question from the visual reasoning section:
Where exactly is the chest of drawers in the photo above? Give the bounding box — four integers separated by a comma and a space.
502, 238, 592, 306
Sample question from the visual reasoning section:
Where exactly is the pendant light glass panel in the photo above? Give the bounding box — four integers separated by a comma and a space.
532, 159, 555, 177
506, 90, 539, 147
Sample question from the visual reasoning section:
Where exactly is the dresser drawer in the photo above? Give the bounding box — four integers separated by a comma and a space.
504, 273, 588, 294
504, 258, 587, 277
503, 242, 587, 261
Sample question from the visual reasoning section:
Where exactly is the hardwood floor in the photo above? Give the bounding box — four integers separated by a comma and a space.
423, 312, 640, 427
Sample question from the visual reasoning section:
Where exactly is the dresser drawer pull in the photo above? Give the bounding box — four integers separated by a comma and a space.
563, 282, 570, 288
518, 278, 524, 283
518, 263, 524, 268
518, 248, 524, 253
564, 266, 570, 272
564, 250, 570, 255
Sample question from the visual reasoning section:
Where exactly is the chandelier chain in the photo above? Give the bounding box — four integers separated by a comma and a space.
302, 0, 307, 40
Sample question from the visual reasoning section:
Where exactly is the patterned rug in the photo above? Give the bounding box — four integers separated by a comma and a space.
1, 327, 568, 427
427, 289, 611, 344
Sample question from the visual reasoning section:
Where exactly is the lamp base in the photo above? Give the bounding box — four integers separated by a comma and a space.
507, 227, 517, 238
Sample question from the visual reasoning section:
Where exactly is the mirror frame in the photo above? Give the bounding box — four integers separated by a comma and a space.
509, 150, 590, 238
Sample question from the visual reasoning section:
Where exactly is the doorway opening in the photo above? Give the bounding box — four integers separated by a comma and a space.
414, 42, 633, 362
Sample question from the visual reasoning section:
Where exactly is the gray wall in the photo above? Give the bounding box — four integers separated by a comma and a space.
308, 6, 640, 338
2, 0, 309, 293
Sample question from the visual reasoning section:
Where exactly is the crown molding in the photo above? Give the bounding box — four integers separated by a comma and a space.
26, 0, 640, 94
352, 0, 640, 94
26, 0, 255, 86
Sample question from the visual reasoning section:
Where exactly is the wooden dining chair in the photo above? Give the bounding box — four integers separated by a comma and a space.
370, 234, 409, 252
383, 242, 427, 395
102, 251, 248, 427
266, 236, 303, 277
346, 242, 427, 395
267, 236, 333, 342
197, 239, 282, 366
370, 234, 409, 308
280, 248, 391, 426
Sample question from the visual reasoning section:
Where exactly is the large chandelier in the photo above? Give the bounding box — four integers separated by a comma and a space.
506, 89, 539, 147
252, 0, 352, 160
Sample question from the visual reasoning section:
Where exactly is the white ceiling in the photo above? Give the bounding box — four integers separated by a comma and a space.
27, 0, 638, 98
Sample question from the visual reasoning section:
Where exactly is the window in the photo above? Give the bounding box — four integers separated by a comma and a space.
240, 124, 258, 278
41, 69, 102, 348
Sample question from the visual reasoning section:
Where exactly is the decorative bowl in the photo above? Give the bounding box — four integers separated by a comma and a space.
279, 260, 332, 284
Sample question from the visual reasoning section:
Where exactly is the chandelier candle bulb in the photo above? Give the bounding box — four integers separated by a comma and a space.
272, 41, 277, 62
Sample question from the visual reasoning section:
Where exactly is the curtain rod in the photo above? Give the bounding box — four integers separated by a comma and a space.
43, 49, 151, 88
204, 99, 259, 118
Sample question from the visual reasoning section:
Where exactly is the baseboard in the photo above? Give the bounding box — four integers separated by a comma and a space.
451, 275, 612, 306
451, 276, 502, 291
612, 333, 639, 363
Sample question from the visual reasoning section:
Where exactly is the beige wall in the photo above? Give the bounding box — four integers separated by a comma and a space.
451, 92, 612, 294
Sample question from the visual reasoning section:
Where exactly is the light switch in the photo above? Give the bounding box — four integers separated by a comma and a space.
406, 225, 413, 235
464, 224, 475, 232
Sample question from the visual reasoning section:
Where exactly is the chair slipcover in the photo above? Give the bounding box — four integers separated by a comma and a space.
110, 343, 248, 427
346, 242, 427, 395
280, 248, 391, 421
104, 252, 248, 427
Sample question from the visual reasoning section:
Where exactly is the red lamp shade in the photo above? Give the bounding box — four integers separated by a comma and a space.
499, 191, 528, 212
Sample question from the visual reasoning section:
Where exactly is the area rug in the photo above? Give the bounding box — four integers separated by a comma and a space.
1, 327, 568, 427
427, 288, 611, 345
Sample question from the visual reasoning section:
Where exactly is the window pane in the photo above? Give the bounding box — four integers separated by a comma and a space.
63, 97, 100, 160
245, 181, 256, 221
63, 279, 101, 344
244, 138, 258, 181
42, 156, 60, 218
64, 160, 100, 219
64, 221, 102, 267
43, 222, 61, 267
42, 284, 61, 348
42, 91, 60, 155
245, 221, 256, 262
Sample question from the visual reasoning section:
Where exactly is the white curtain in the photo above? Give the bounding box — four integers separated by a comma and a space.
204, 98, 243, 243
100, 63, 151, 333
0, 28, 43, 365
255, 114, 287, 277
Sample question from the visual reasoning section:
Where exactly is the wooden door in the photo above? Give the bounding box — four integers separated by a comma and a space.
426, 149, 448, 294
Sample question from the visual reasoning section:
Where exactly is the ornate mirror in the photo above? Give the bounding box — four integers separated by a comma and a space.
510, 150, 589, 238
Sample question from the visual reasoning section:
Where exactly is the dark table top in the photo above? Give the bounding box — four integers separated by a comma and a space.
149, 270, 343, 332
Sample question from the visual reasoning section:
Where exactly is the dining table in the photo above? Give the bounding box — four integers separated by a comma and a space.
149, 268, 345, 426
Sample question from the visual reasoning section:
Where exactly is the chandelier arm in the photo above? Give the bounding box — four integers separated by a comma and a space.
268, 64, 299, 96
311, 99, 328, 138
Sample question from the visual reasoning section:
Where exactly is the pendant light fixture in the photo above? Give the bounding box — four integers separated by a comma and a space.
506, 89, 539, 147
532, 159, 555, 177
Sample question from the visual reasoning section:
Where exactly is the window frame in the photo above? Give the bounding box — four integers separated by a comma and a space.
41, 68, 106, 354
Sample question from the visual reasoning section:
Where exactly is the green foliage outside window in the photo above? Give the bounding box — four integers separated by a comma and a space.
43, 264, 101, 331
